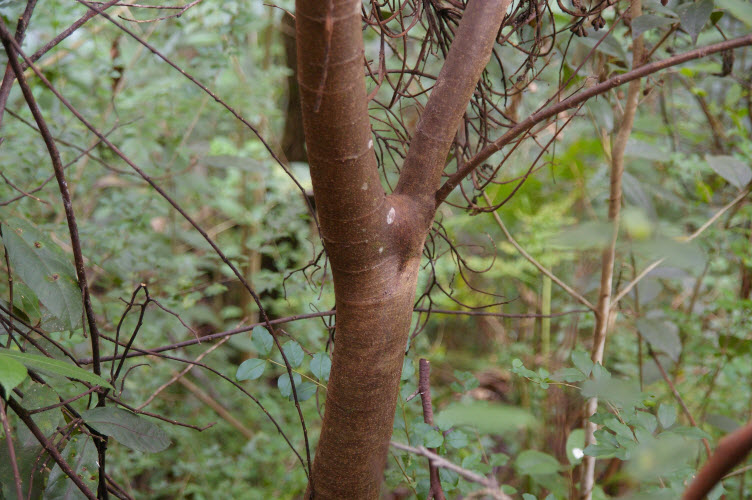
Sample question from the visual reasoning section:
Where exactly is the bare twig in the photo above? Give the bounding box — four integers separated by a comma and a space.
418, 359, 445, 500
0, 400, 23, 500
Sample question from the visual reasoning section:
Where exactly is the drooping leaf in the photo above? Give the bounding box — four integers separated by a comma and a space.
632, 14, 675, 39
677, 0, 715, 44
236, 358, 266, 381
44, 433, 98, 500
0, 219, 83, 330
281, 341, 304, 369
310, 352, 331, 382
0, 357, 27, 394
82, 407, 170, 453
0, 350, 112, 389
251, 326, 273, 356
637, 318, 682, 361
705, 155, 752, 189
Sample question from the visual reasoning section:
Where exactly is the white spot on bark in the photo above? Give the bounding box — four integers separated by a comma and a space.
386, 207, 395, 224
361, 182, 368, 190
368, 139, 373, 149
379, 247, 384, 253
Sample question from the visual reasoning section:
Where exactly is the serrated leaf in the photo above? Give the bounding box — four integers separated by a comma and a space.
0, 357, 27, 393
677, 0, 715, 44
82, 407, 170, 452
251, 326, 273, 356
637, 318, 682, 361
236, 358, 266, 381
0, 349, 112, 389
310, 352, 331, 382
44, 434, 98, 500
705, 155, 752, 189
658, 404, 677, 428
1, 219, 83, 330
445, 430, 468, 449
423, 429, 444, 448
515, 450, 561, 476
632, 14, 675, 38
281, 341, 304, 368
572, 351, 594, 376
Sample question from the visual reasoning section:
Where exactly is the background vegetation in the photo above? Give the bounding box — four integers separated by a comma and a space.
0, 0, 751, 498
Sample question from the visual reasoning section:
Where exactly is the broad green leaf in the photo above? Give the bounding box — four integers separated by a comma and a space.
1, 219, 83, 330
705, 155, 752, 189
0, 350, 112, 389
581, 377, 643, 410
445, 429, 468, 449
400, 358, 414, 381
436, 401, 535, 435
716, 0, 752, 26
0, 357, 27, 393
310, 352, 331, 381
251, 326, 273, 356
236, 358, 266, 381
295, 381, 317, 402
277, 372, 302, 398
44, 434, 98, 500
422, 429, 443, 448
571, 351, 594, 376
677, 0, 715, 44
566, 429, 585, 464
658, 404, 677, 428
281, 341, 304, 368
637, 318, 682, 361
12, 282, 41, 323
82, 407, 170, 453
515, 450, 561, 476
626, 434, 698, 480
632, 237, 705, 270
632, 15, 675, 39
552, 367, 587, 383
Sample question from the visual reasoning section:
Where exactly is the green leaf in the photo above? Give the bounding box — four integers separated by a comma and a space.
82, 407, 170, 453
0, 349, 112, 389
310, 352, 331, 382
400, 358, 415, 381
637, 318, 682, 361
295, 381, 317, 402
281, 341, 304, 369
677, 0, 715, 44
581, 377, 643, 410
0, 357, 27, 393
552, 367, 587, 383
436, 401, 535, 435
566, 429, 585, 464
12, 282, 40, 323
277, 372, 302, 398
44, 433, 98, 500
236, 358, 266, 381
1, 219, 83, 330
632, 15, 675, 39
705, 155, 752, 189
515, 450, 561, 476
445, 430, 468, 449
551, 221, 613, 250
658, 404, 677, 428
251, 326, 273, 356
571, 351, 594, 376
423, 429, 444, 448
716, 0, 752, 26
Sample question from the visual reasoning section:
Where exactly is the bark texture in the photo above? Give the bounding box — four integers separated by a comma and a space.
295, 0, 509, 496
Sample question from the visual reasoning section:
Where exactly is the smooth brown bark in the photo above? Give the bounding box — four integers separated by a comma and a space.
295, 0, 509, 497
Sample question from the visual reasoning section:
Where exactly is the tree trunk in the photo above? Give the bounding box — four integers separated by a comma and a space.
295, 0, 509, 496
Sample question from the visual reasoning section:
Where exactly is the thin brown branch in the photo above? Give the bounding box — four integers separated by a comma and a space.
437, 33, 752, 205
0, 400, 23, 500
418, 359, 445, 500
